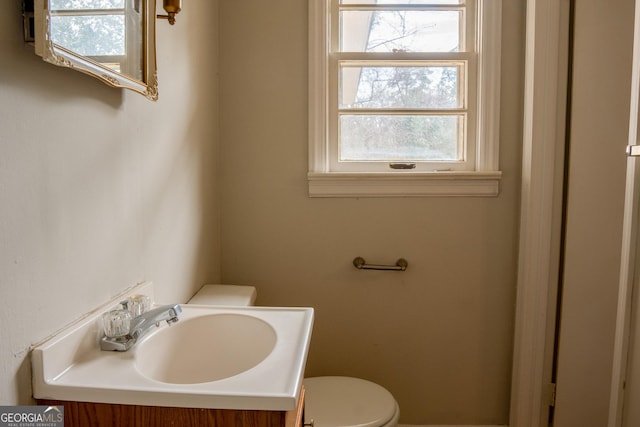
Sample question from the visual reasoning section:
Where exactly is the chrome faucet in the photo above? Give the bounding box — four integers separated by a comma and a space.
100, 304, 182, 351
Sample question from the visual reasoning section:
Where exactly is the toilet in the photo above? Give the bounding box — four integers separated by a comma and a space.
303, 376, 399, 427
187, 284, 400, 427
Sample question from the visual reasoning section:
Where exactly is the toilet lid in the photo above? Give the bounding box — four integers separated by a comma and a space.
304, 376, 397, 427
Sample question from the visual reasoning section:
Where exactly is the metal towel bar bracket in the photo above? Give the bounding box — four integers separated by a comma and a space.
353, 257, 408, 271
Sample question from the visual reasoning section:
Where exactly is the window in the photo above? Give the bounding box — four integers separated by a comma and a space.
309, 0, 502, 197
48, 0, 143, 80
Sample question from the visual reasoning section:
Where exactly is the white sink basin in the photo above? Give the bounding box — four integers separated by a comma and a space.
31, 282, 314, 411
135, 313, 277, 384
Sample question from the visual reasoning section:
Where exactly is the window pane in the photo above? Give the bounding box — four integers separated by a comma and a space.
50, 0, 124, 9
340, 115, 463, 161
50, 15, 125, 55
340, 10, 461, 52
340, 64, 462, 109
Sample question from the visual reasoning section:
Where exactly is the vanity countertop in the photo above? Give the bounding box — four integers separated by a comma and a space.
31, 283, 314, 411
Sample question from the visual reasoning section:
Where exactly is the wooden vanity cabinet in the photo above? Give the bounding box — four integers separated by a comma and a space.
37, 387, 305, 427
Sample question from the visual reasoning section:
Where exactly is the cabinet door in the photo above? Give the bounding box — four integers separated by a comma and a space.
36, 398, 306, 427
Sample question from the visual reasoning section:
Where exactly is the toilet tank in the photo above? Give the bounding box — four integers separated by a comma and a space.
187, 284, 257, 306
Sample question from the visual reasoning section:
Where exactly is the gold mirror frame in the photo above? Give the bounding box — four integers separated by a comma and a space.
33, 0, 158, 101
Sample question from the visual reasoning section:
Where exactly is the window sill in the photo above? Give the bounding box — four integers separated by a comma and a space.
307, 171, 502, 197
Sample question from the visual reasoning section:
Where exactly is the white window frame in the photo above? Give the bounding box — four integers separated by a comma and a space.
308, 0, 502, 197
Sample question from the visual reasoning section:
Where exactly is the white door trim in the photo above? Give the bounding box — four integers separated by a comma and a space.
608, 0, 640, 424
510, 0, 571, 426
607, 126, 640, 427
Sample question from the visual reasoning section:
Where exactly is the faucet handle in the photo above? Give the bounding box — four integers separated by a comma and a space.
102, 309, 131, 338
118, 298, 132, 311
129, 295, 151, 316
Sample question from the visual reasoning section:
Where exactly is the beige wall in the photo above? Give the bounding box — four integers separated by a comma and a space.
0, 0, 527, 424
219, 1, 526, 424
0, 0, 220, 405
554, 0, 635, 425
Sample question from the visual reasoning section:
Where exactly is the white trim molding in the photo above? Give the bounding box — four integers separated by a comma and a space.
308, 171, 501, 197
476, 0, 503, 172
510, 0, 571, 426
608, 0, 640, 424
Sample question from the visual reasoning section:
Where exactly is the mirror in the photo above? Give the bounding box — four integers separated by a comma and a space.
32, 0, 158, 100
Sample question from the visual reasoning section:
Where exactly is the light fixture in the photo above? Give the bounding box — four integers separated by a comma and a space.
158, 0, 181, 25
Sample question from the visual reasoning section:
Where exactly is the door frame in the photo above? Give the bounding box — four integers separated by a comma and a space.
608, 0, 640, 424
510, 0, 572, 426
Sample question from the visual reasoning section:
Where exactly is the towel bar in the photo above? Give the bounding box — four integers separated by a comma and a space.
352, 257, 408, 271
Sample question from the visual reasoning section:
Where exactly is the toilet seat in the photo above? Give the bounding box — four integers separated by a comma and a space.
304, 376, 399, 427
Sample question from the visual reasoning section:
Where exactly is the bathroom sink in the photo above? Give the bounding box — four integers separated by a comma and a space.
135, 313, 277, 384
31, 282, 314, 411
